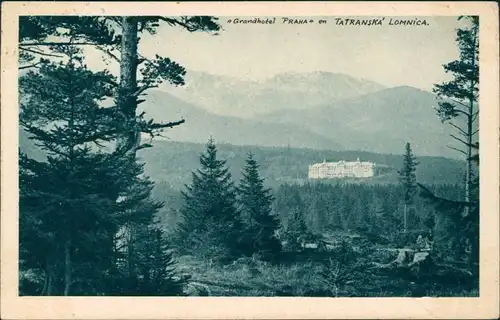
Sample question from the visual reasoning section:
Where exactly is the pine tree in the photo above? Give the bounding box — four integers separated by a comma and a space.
398, 142, 419, 232
284, 209, 308, 252
19, 52, 185, 295
131, 226, 188, 296
19, 141, 147, 295
109, 166, 177, 295
177, 138, 243, 262
19, 51, 120, 295
309, 195, 328, 233
19, 16, 220, 156
418, 143, 479, 264
237, 153, 281, 259
282, 188, 308, 252
421, 16, 480, 264
433, 16, 479, 218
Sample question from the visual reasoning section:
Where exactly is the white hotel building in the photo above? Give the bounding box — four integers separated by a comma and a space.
308, 158, 375, 179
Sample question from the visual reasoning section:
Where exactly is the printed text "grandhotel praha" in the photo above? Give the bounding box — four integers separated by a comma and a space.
227, 17, 429, 26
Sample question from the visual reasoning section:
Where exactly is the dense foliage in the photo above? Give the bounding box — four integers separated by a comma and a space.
237, 153, 282, 259
176, 139, 244, 262
18, 47, 186, 296
428, 16, 480, 264
273, 182, 463, 246
398, 143, 419, 232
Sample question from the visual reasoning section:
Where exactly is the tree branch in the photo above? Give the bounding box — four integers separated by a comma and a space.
451, 108, 473, 119
19, 62, 42, 70
137, 54, 148, 66
446, 145, 467, 156
136, 143, 153, 151
105, 16, 123, 27
471, 110, 479, 123
133, 85, 157, 97
146, 119, 186, 132
450, 134, 469, 146
136, 119, 186, 141
96, 45, 120, 63
447, 97, 470, 111
20, 42, 101, 47
155, 17, 200, 32
104, 78, 120, 88
20, 47, 64, 58
449, 122, 468, 137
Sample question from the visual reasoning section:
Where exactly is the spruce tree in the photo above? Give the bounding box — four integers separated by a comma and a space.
130, 226, 188, 296
19, 52, 185, 295
398, 142, 419, 232
177, 138, 243, 262
284, 209, 308, 252
419, 16, 479, 264
109, 166, 187, 296
19, 17, 221, 283
19, 16, 220, 156
281, 189, 308, 252
237, 153, 281, 259
433, 16, 479, 218
19, 51, 120, 295
418, 143, 479, 264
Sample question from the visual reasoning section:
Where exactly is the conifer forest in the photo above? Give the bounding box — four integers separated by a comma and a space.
18, 15, 479, 297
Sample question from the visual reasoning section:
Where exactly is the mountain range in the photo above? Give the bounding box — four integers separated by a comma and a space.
160, 71, 386, 118
139, 90, 343, 151
19, 68, 466, 189
19, 69, 463, 159
146, 71, 459, 158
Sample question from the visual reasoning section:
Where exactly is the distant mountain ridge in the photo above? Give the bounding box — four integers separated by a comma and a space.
156, 70, 461, 158
138, 90, 344, 150
159, 70, 386, 118
19, 69, 464, 159
258, 85, 459, 157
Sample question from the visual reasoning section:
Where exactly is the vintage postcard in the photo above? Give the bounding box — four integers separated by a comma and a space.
1, 1, 499, 319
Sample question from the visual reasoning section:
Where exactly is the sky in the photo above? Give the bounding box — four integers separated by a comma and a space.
85, 16, 467, 91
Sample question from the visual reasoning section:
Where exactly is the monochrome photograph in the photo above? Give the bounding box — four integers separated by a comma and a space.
1, 2, 499, 320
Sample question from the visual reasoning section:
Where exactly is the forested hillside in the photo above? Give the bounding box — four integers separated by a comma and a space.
154, 177, 463, 238
139, 140, 465, 191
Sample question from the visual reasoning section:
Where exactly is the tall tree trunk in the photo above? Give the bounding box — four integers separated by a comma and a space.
464, 22, 478, 219
127, 226, 136, 285
43, 259, 54, 296
46, 272, 53, 296
403, 203, 407, 233
116, 17, 140, 294
469, 233, 479, 264
64, 239, 72, 296
464, 117, 472, 219
41, 267, 49, 295
464, 96, 473, 220
116, 16, 140, 157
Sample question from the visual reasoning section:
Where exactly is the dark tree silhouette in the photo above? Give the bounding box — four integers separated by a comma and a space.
397, 142, 419, 232
433, 16, 479, 218
237, 153, 282, 259
177, 138, 244, 262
